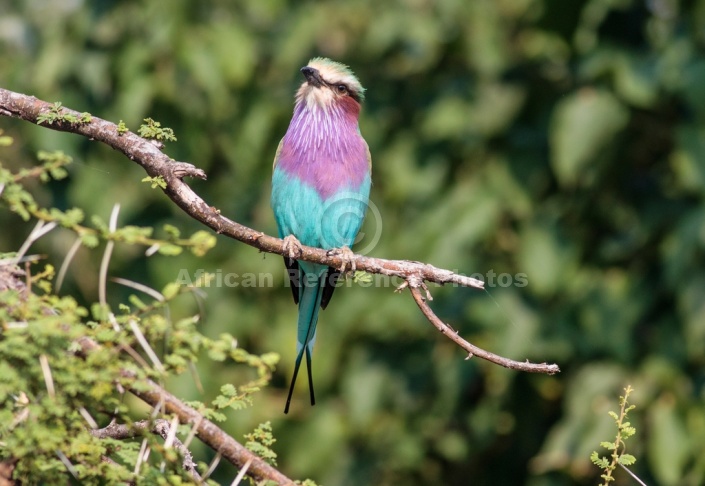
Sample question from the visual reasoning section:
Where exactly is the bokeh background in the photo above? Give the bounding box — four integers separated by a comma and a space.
2, 0, 705, 484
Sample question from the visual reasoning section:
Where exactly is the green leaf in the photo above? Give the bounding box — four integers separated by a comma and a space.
80, 233, 100, 248
590, 451, 609, 468
90, 302, 110, 321
138, 117, 177, 142
128, 294, 148, 310
91, 215, 108, 233
117, 120, 129, 135
141, 175, 167, 190
618, 454, 636, 466
244, 421, 278, 466
188, 231, 216, 256
161, 282, 181, 300
353, 271, 373, 283
517, 225, 577, 296
157, 244, 183, 256
163, 224, 181, 239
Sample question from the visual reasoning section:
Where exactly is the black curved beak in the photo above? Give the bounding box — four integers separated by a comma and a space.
301, 66, 324, 87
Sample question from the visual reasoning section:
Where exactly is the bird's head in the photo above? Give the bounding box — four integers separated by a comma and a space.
295, 57, 365, 112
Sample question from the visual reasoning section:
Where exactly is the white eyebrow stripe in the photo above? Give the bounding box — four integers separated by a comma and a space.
307, 62, 361, 91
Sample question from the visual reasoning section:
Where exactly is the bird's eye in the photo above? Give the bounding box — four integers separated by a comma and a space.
336, 84, 348, 94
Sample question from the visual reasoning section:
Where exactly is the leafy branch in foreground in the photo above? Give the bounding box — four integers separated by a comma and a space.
0, 144, 216, 257
0, 137, 306, 484
244, 421, 277, 467
591, 385, 644, 486
0, 253, 293, 484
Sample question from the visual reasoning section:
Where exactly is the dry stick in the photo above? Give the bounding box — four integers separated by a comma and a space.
618, 463, 648, 486
232, 458, 253, 486
408, 279, 560, 374
56, 236, 82, 292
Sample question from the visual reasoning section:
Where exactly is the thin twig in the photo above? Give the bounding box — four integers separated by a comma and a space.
79, 407, 99, 429
55, 450, 79, 479
203, 451, 222, 481
408, 283, 560, 374
134, 439, 148, 475
118, 342, 152, 370
162, 415, 179, 449
618, 463, 648, 486
232, 458, 253, 486
182, 415, 202, 450
56, 236, 82, 293
99, 204, 120, 307
12, 220, 57, 266
38, 354, 55, 399
112, 277, 165, 302
128, 320, 165, 373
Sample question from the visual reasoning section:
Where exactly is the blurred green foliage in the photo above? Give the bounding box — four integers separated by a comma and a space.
1, 0, 705, 484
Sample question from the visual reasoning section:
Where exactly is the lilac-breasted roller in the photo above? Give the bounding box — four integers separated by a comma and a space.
271, 58, 371, 413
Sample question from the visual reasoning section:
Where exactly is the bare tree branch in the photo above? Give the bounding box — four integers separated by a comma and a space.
407, 280, 560, 374
0, 87, 483, 290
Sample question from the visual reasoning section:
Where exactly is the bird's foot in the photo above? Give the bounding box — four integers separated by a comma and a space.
327, 245, 357, 273
282, 235, 303, 260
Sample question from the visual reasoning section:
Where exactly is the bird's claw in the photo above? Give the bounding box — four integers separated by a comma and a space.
327, 246, 356, 273
282, 235, 303, 260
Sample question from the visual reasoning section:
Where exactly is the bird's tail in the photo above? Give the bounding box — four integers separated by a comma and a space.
284, 270, 324, 414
